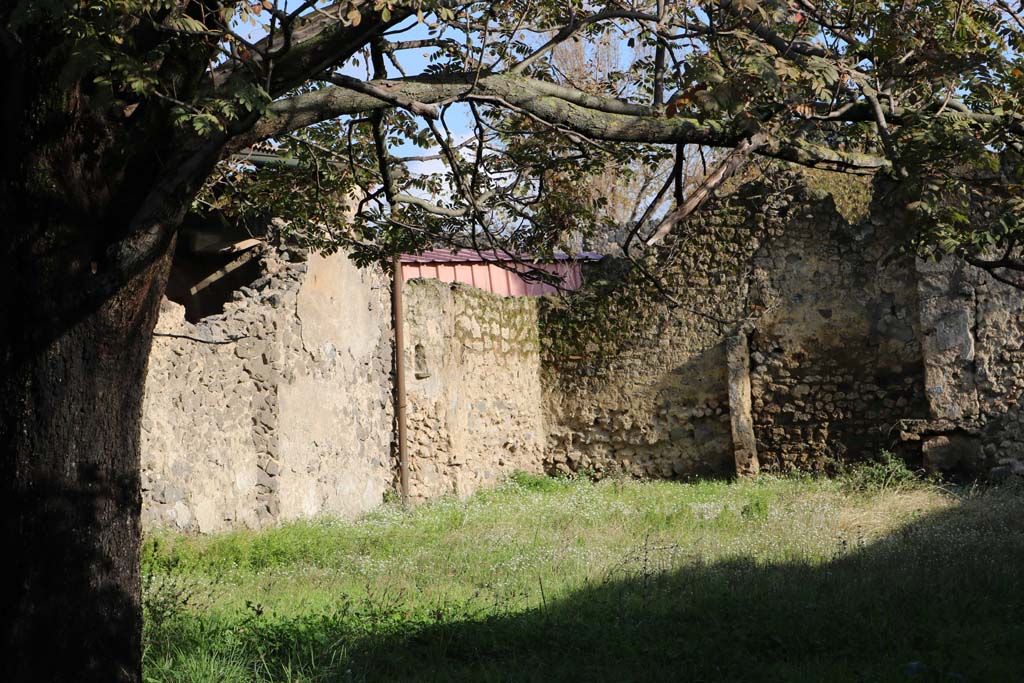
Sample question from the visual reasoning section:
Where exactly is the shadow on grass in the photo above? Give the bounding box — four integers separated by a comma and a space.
147, 487, 1024, 683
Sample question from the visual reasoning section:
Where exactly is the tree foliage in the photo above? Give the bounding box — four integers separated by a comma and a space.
6, 0, 1023, 302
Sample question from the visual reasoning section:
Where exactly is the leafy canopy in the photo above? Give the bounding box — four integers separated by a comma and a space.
6, 0, 1024, 282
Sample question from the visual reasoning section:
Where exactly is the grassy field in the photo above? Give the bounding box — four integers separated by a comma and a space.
142, 463, 1024, 682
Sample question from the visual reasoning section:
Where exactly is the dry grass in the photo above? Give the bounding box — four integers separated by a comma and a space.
142, 470, 1024, 682
837, 488, 954, 541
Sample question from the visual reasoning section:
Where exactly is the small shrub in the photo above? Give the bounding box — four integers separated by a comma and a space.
741, 491, 771, 520
142, 561, 221, 647
508, 470, 568, 492
840, 451, 928, 493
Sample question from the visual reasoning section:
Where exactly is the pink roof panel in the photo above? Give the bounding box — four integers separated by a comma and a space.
399, 248, 602, 264
399, 249, 602, 298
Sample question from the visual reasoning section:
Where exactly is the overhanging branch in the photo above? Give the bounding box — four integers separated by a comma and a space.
232, 73, 895, 177
326, 72, 440, 119
233, 73, 736, 152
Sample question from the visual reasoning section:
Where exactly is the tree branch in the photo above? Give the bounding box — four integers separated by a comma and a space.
761, 137, 890, 174
645, 122, 781, 246
213, 0, 404, 96
508, 8, 662, 75
393, 191, 496, 217
325, 72, 440, 118
234, 69, 1007, 183
238, 73, 728, 148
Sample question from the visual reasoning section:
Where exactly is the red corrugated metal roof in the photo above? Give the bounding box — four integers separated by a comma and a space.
399, 249, 602, 297
399, 249, 603, 264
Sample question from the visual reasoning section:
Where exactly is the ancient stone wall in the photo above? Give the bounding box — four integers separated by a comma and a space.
746, 208, 927, 470
539, 186, 769, 479
540, 301, 736, 480
541, 172, 929, 477
973, 270, 1024, 472
402, 279, 547, 501
142, 249, 551, 530
141, 171, 1024, 533
141, 247, 394, 531
908, 256, 1024, 476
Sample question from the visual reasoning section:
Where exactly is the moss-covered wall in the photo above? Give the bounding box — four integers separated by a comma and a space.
403, 279, 546, 501
144, 168, 1024, 534
540, 169, 929, 476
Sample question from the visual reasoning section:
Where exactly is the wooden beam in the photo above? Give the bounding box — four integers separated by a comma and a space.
188, 249, 259, 297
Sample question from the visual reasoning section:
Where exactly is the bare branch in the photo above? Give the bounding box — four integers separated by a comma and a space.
393, 191, 496, 217
645, 122, 781, 246
509, 8, 662, 75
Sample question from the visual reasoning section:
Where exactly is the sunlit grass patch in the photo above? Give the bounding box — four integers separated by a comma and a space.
143, 468, 1024, 682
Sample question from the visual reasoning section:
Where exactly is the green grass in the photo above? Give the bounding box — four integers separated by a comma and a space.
142, 469, 1024, 682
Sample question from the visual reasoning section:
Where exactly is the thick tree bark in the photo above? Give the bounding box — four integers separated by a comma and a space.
0, 29, 228, 672
0, 239, 173, 683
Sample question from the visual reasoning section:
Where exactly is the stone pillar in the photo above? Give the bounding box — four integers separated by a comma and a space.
915, 257, 980, 420
726, 334, 759, 477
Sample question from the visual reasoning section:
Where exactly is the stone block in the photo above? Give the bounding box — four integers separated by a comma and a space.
234, 338, 266, 360
256, 468, 280, 493
922, 435, 981, 473
726, 335, 759, 477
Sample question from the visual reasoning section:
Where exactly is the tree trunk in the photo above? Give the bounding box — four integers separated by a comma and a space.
0, 242, 173, 683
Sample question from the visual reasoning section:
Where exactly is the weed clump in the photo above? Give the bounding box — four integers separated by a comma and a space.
508, 469, 570, 492
741, 489, 772, 520
838, 450, 932, 493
